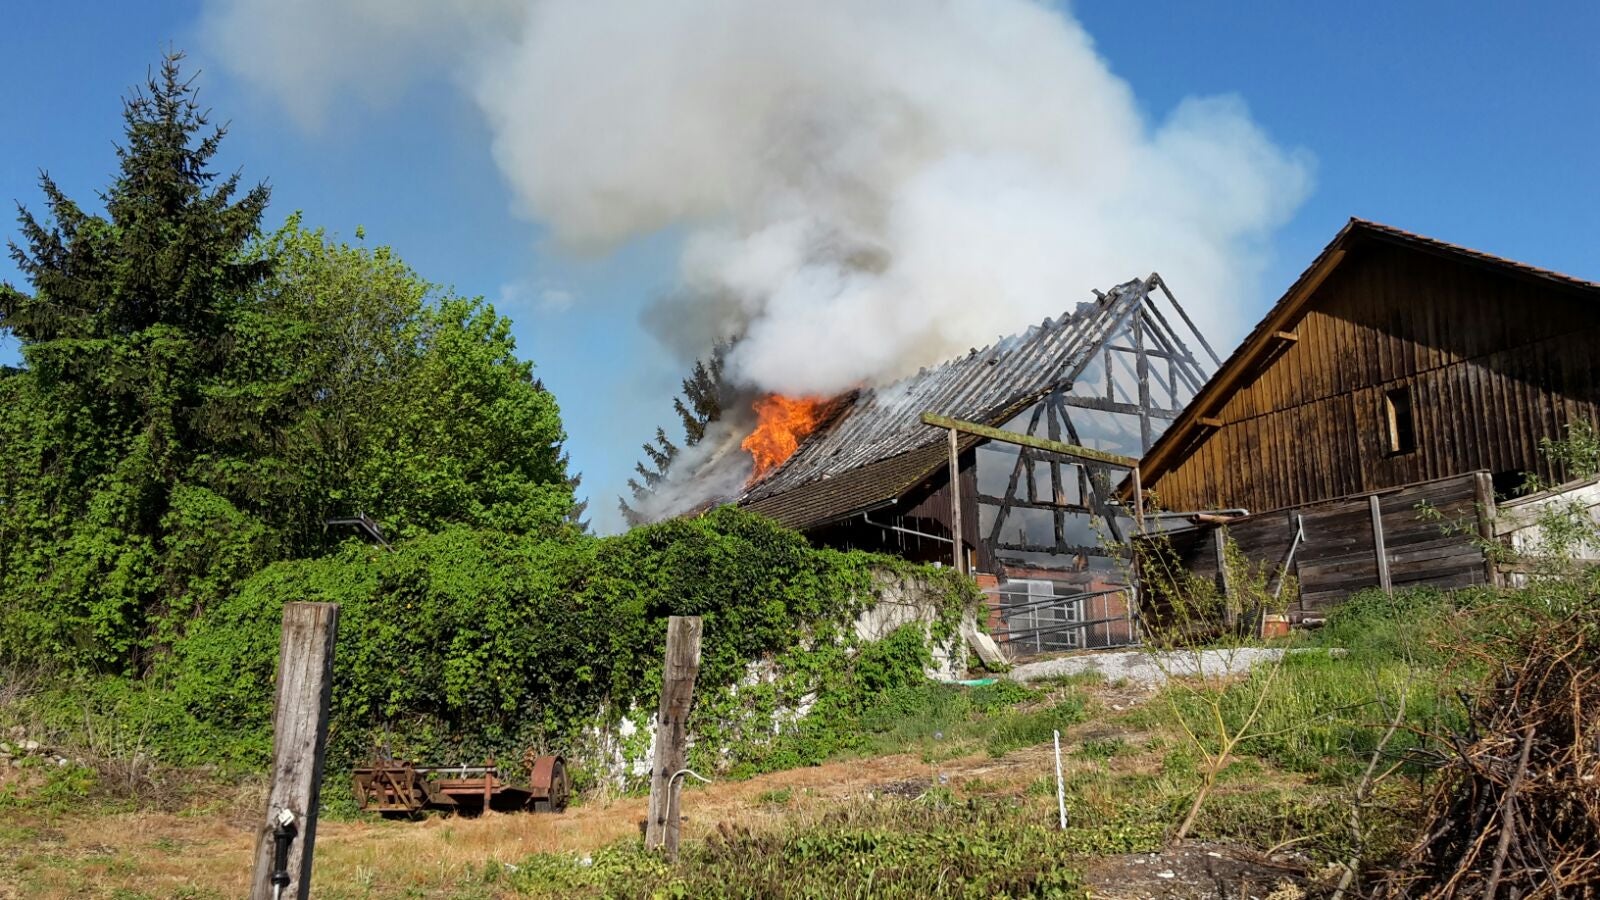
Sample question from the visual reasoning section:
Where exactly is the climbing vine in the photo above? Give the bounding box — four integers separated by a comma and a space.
153, 506, 976, 787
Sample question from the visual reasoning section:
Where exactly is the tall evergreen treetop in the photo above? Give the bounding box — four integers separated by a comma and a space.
620, 343, 728, 525
3, 52, 270, 348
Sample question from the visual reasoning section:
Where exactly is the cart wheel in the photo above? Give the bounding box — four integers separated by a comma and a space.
548, 757, 570, 812
530, 756, 570, 813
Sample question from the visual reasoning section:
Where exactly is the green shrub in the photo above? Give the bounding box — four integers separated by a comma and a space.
150, 508, 974, 781
971, 679, 1036, 710
1075, 737, 1126, 760
1311, 587, 1457, 665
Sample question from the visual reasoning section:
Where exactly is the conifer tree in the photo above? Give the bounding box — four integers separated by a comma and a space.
0, 53, 576, 672
619, 344, 728, 525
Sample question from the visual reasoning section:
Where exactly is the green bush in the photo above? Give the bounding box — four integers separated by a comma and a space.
984, 697, 1088, 758
1311, 587, 1457, 665
146, 507, 974, 781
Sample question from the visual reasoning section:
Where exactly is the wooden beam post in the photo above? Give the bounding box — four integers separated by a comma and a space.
1473, 471, 1501, 588
1212, 526, 1236, 632
1128, 464, 1145, 644
645, 616, 703, 858
1369, 494, 1393, 594
921, 412, 1138, 468
249, 603, 339, 900
1131, 466, 1145, 534
947, 426, 967, 574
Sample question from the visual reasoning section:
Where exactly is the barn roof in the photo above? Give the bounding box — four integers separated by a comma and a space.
1133, 218, 1600, 491
740, 276, 1162, 530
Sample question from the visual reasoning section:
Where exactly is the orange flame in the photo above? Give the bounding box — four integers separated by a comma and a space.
741, 394, 828, 481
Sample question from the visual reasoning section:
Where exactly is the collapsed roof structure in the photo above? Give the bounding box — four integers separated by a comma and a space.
738, 274, 1218, 590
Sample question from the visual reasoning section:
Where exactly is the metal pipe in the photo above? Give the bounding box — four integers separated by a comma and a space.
1120, 508, 1250, 519
411, 765, 498, 775
861, 513, 954, 544
665, 767, 712, 837
999, 613, 1132, 643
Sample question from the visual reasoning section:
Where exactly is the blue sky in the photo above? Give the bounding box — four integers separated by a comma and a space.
4, 2, 1597, 532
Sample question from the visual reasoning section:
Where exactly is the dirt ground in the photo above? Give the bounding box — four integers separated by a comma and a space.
1083, 843, 1313, 900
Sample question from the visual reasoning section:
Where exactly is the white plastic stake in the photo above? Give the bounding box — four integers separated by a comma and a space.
1053, 729, 1067, 830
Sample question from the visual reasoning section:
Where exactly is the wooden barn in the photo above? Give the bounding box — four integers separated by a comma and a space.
1137, 218, 1600, 621
738, 274, 1218, 654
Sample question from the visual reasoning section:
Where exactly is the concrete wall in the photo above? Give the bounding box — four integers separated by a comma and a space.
1496, 476, 1600, 585
584, 569, 988, 787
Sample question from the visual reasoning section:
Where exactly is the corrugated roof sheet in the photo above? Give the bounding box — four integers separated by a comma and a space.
739, 276, 1156, 527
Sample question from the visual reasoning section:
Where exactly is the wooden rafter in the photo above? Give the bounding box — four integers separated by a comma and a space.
920, 413, 1138, 468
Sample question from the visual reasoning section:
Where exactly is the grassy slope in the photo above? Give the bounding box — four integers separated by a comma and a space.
0, 587, 1475, 898
0, 672, 1374, 899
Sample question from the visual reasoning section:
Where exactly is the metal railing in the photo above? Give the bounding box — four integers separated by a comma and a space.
981, 583, 1139, 658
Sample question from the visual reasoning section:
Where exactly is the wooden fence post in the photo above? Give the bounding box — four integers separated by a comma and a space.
249, 603, 339, 900
645, 616, 703, 858
1369, 494, 1393, 594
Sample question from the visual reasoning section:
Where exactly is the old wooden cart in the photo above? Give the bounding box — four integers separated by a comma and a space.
352, 755, 570, 816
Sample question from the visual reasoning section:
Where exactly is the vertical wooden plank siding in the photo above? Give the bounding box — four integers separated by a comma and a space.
1150, 241, 1600, 514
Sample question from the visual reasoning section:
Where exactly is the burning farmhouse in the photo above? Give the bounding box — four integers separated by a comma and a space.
678, 218, 1600, 655
719, 273, 1219, 653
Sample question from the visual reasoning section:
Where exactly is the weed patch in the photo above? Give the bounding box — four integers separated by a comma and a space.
508, 799, 1086, 899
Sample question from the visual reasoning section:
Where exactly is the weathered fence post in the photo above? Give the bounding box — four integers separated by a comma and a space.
645, 615, 703, 858
249, 602, 339, 900
1369, 494, 1393, 594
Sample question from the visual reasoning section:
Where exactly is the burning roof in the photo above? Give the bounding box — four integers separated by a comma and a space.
740, 275, 1179, 529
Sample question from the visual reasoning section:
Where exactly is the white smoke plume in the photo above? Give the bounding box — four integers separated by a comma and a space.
629, 418, 755, 523
204, 0, 1311, 398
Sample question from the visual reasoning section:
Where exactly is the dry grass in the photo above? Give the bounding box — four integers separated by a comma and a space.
0, 714, 1152, 900
0, 679, 1329, 899
2, 749, 1046, 899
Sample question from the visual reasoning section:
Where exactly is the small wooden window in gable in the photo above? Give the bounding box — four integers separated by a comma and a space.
1383, 386, 1416, 456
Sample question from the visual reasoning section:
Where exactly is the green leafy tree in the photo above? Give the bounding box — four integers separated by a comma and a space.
0, 54, 575, 673
0, 53, 272, 671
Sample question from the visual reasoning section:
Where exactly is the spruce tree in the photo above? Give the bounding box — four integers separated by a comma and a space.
0, 53, 271, 671
619, 343, 728, 525
0, 54, 576, 672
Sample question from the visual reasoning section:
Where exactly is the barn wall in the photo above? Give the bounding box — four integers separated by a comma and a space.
1141, 472, 1492, 623
1152, 242, 1600, 514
